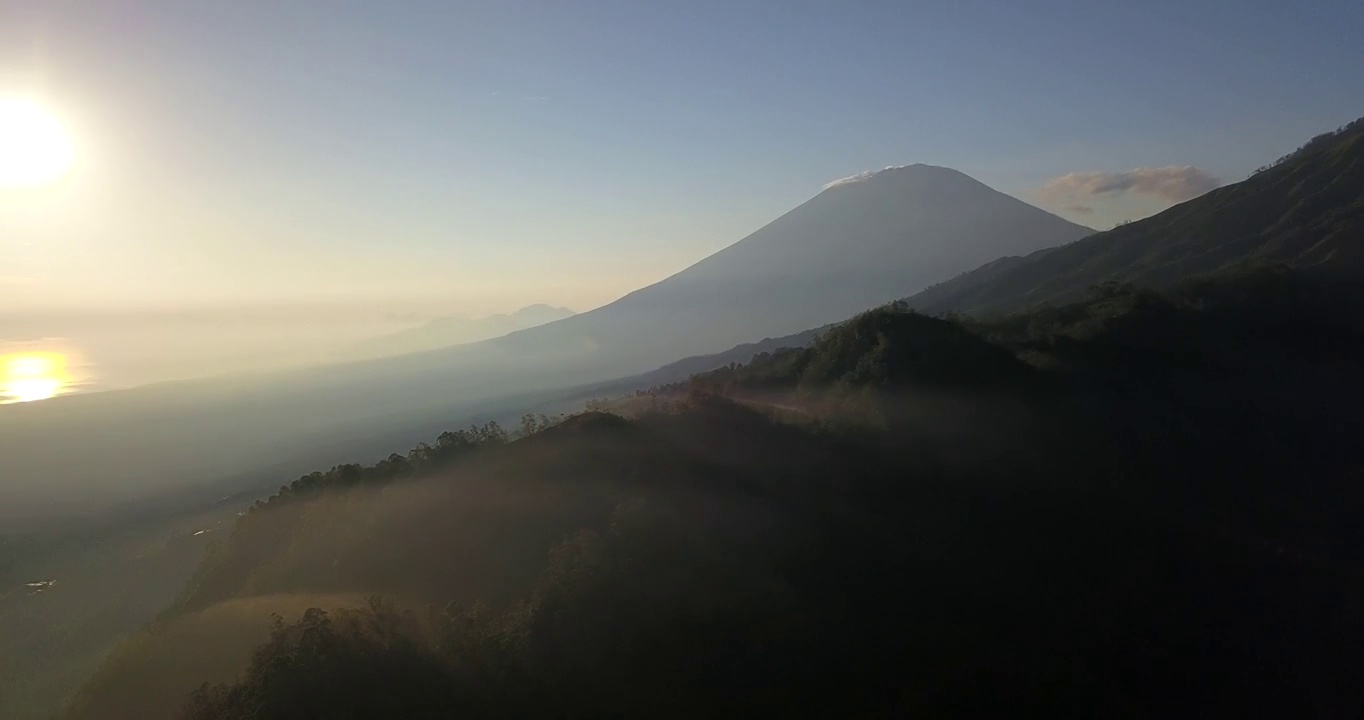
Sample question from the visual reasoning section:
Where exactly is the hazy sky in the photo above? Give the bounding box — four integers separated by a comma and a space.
3, 0, 1361, 315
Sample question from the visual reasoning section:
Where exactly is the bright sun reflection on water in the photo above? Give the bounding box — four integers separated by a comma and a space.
1, 352, 72, 403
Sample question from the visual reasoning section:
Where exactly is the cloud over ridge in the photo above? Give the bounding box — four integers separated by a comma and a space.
1043, 165, 1220, 204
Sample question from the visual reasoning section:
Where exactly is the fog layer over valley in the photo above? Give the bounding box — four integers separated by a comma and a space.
64, 271, 1364, 716
0, 166, 1090, 523
3, 115, 1363, 718
0, 303, 580, 395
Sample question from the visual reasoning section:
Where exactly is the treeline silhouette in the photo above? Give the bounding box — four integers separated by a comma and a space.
65, 268, 1364, 719
1253, 115, 1364, 175
172, 415, 564, 615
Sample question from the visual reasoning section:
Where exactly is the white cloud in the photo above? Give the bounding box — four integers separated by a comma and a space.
1042, 166, 1220, 204
822, 165, 914, 189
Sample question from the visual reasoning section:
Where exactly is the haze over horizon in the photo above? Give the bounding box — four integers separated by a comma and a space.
4, 0, 1362, 318
4, 4, 1364, 719
4, 1, 1364, 396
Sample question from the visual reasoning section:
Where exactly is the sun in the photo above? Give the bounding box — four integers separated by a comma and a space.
1, 352, 72, 403
0, 97, 75, 188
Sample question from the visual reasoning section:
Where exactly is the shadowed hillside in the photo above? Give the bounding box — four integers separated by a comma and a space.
11, 118, 1364, 720
906, 117, 1364, 315
65, 267, 1364, 719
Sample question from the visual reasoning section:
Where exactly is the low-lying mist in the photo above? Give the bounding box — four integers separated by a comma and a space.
0, 309, 418, 393
66, 412, 810, 719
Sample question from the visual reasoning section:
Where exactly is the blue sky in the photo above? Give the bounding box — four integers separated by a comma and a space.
3, 0, 1362, 314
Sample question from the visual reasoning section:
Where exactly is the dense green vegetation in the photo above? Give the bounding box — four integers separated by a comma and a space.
62, 264, 1364, 719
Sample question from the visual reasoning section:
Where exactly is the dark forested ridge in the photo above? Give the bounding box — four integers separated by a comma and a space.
43, 118, 1364, 719
906, 116, 1364, 315
63, 262, 1364, 719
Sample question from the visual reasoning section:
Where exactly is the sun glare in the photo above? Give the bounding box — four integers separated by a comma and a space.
0, 97, 75, 188
1, 352, 72, 403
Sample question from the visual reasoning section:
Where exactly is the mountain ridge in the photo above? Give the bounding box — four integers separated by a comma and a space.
344, 304, 576, 361
904, 118, 1364, 316
491, 164, 1092, 367
0, 164, 1090, 524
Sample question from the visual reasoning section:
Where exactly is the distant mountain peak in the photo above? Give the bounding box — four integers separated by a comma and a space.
495, 164, 1092, 373
514, 303, 575, 317
344, 303, 576, 361
822, 163, 964, 189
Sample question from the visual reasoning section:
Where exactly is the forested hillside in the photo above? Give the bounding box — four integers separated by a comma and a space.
906, 117, 1364, 315
11, 9, 1363, 720
67, 266, 1364, 719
